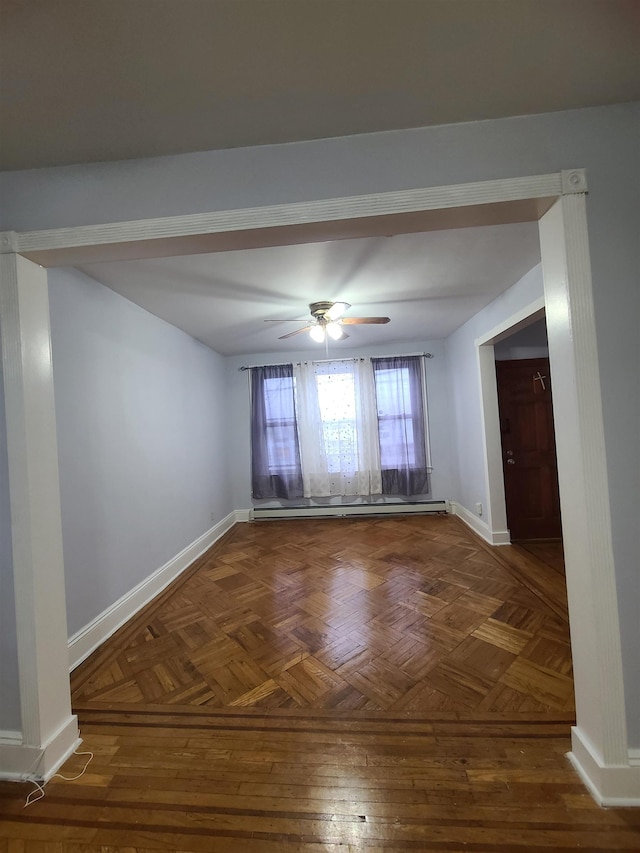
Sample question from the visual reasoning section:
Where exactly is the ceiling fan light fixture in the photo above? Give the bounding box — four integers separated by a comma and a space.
326, 322, 345, 340
271, 300, 389, 341
326, 301, 350, 321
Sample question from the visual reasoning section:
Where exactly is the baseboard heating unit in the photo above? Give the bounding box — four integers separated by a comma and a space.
251, 501, 449, 521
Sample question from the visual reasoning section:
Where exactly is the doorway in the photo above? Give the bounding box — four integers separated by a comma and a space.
494, 318, 562, 541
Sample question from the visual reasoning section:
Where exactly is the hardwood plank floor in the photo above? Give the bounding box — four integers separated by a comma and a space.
519, 540, 566, 575
3, 515, 637, 850
2, 708, 640, 851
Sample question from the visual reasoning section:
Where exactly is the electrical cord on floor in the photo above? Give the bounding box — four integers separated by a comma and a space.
24, 748, 94, 807
17, 748, 45, 792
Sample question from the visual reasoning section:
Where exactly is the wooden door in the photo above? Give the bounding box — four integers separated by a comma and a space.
495, 357, 562, 540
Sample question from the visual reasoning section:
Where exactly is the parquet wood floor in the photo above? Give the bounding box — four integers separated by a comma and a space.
3, 516, 638, 851
70, 515, 574, 714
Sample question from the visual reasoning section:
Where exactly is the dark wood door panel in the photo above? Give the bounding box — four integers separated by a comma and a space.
496, 358, 562, 540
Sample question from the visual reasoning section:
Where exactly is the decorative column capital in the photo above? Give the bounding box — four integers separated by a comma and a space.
561, 169, 588, 195
0, 231, 17, 253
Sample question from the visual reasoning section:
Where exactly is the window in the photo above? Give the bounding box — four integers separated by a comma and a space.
263, 375, 298, 472
294, 359, 381, 497
372, 356, 430, 495
250, 365, 303, 500
374, 365, 419, 467
250, 356, 430, 499
316, 366, 358, 473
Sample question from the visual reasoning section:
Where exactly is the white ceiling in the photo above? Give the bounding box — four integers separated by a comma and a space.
77, 221, 541, 356
1, 0, 639, 171
4, 1, 634, 356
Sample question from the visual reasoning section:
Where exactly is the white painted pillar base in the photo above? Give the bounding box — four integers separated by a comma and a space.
0, 717, 80, 782
569, 729, 640, 806
0, 253, 79, 781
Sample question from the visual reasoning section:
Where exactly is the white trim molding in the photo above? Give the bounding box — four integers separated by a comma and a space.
569, 728, 640, 807
561, 169, 588, 195
0, 716, 80, 782
68, 512, 237, 671
0, 253, 79, 781
475, 296, 546, 552
4, 172, 564, 267
0, 730, 21, 742
0, 231, 17, 252
540, 195, 630, 801
449, 501, 510, 545
475, 296, 546, 348
0, 173, 562, 267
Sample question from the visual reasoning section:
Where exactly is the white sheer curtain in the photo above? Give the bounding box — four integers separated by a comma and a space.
294, 359, 382, 497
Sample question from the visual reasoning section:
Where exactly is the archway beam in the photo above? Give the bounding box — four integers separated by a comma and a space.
0, 173, 562, 267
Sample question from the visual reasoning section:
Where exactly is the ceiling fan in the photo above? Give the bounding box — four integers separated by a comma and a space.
266, 301, 390, 342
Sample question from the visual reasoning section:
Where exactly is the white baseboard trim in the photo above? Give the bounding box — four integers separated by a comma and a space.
0, 715, 80, 782
628, 748, 640, 766
449, 501, 510, 545
68, 512, 237, 671
234, 508, 251, 522
569, 726, 640, 806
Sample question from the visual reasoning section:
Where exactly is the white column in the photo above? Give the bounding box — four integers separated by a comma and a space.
539, 192, 633, 803
0, 253, 78, 780
476, 343, 509, 541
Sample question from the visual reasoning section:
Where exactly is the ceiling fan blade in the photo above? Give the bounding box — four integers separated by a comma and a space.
340, 316, 391, 325
278, 325, 313, 340
326, 301, 351, 321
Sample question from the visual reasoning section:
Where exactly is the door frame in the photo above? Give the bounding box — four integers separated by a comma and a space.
1, 169, 637, 802
476, 296, 547, 544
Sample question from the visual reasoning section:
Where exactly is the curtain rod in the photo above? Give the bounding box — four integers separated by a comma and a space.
238, 352, 433, 371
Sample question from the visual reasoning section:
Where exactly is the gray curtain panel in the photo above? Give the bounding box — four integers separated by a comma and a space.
250, 364, 304, 499
372, 355, 430, 496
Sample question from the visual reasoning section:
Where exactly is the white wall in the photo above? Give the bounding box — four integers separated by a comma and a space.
1, 101, 638, 745
0, 104, 634, 235
446, 265, 545, 526
0, 327, 21, 732
494, 317, 548, 361
225, 340, 456, 510
48, 268, 233, 637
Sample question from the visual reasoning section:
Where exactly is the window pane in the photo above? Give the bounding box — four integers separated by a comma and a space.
378, 416, 416, 466
375, 367, 412, 417
315, 370, 358, 473
264, 376, 295, 420
266, 423, 298, 470
263, 376, 297, 472
251, 363, 303, 500
372, 355, 429, 492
